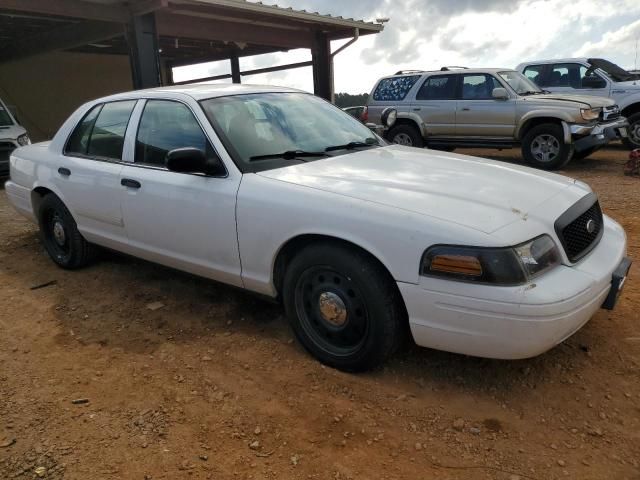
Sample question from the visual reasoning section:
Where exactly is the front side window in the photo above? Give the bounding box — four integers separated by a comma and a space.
461, 74, 502, 100
200, 92, 379, 172
372, 75, 421, 101
66, 101, 136, 160
135, 100, 216, 167
416, 75, 457, 100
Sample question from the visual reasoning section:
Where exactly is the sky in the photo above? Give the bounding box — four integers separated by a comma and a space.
172, 0, 640, 94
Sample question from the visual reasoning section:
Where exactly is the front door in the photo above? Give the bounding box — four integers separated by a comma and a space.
119, 99, 243, 287
53, 100, 137, 250
455, 74, 516, 138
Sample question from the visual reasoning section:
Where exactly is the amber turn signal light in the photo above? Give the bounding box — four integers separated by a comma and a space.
429, 254, 483, 276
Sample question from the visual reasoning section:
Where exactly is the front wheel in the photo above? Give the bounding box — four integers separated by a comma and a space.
283, 243, 405, 372
521, 123, 572, 170
622, 113, 640, 150
38, 193, 95, 269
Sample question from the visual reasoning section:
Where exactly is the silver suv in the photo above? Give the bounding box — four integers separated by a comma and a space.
364, 68, 629, 169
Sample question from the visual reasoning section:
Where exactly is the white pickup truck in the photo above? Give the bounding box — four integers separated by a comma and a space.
0, 97, 30, 176
517, 58, 640, 149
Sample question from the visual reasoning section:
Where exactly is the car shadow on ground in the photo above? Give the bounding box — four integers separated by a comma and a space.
1, 228, 596, 398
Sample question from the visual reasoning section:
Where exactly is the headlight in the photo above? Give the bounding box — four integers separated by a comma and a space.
421, 235, 561, 285
580, 108, 601, 121
17, 134, 30, 146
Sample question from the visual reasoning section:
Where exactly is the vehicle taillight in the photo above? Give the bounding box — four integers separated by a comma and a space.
360, 106, 368, 123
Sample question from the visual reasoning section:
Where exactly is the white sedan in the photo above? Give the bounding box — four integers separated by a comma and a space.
5, 84, 631, 371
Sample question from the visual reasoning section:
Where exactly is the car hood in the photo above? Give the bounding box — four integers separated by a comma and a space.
257, 146, 579, 234
524, 93, 615, 108
0, 124, 26, 141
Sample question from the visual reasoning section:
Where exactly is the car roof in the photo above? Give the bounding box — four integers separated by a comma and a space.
97, 83, 305, 103
383, 68, 514, 79
518, 58, 589, 66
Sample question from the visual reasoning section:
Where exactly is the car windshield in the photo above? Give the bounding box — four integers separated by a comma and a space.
200, 92, 380, 172
498, 71, 543, 95
0, 103, 13, 127
587, 58, 640, 82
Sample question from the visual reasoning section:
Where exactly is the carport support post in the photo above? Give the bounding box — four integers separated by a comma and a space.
311, 31, 333, 102
126, 12, 162, 89
230, 54, 241, 84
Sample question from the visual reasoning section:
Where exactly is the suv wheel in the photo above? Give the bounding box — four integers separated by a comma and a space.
386, 124, 424, 148
521, 124, 572, 170
283, 243, 405, 372
622, 113, 640, 150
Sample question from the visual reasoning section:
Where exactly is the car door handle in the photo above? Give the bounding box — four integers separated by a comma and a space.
461, 107, 471, 111
121, 178, 141, 189
413, 108, 421, 111
58, 167, 71, 177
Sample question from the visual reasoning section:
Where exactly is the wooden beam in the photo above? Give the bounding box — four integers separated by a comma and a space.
0, 0, 129, 23
0, 20, 124, 63
156, 11, 312, 50
172, 60, 312, 85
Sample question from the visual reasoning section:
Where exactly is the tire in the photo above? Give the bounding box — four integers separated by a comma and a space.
386, 124, 424, 148
622, 112, 640, 150
38, 193, 94, 269
282, 243, 406, 372
573, 146, 599, 160
521, 123, 573, 170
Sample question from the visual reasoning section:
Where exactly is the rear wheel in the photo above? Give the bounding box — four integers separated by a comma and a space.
386, 124, 424, 148
622, 112, 640, 150
38, 194, 94, 269
521, 123, 572, 170
283, 243, 405, 372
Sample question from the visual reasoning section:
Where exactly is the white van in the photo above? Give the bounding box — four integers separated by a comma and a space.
0, 97, 30, 176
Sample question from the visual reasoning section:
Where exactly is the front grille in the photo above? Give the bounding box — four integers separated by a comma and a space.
555, 194, 603, 262
601, 105, 620, 122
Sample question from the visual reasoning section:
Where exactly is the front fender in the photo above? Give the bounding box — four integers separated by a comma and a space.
515, 110, 579, 140
617, 94, 640, 113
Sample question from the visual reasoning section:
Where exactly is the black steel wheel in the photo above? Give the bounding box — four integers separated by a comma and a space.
38, 193, 94, 269
283, 243, 406, 371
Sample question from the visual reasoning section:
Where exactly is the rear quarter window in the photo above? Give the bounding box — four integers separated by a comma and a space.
373, 75, 421, 101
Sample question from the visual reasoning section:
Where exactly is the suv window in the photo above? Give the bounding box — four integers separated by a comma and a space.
416, 74, 457, 100
523, 65, 545, 85
135, 99, 214, 167
372, 75, 421, 101
461, 74, 502, 100
548, 63, 595, 88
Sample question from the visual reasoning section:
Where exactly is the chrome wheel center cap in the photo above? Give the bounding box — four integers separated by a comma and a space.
318, 292, 347, 327
53, 221, 66, 246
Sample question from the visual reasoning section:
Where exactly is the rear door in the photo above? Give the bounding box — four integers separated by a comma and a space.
410, 74, 458, 137
455, 74, 516, 138
53, 100, 137, 249
119, 98, 243, 286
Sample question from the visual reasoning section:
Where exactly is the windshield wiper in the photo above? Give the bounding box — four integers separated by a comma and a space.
324, 139, 379, 152
249, 150, 328, 162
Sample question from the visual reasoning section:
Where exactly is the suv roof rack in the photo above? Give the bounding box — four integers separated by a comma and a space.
394, 70, 424, 75
440, 66, 468, 71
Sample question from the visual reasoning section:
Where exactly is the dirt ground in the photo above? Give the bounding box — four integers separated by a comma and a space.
1, 145, 639, 480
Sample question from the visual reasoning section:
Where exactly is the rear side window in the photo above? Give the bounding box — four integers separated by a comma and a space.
135, 99, 214, 167
523, 65, 546, 86
416, 74, 458, 100
87, 101, 136, 160
66, 100, 136, 160
373, 75, 421, 101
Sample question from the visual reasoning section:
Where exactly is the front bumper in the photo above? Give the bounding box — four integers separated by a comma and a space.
568, 118, 629, 152
0, 139, 17, 175
399, 216, 628, 359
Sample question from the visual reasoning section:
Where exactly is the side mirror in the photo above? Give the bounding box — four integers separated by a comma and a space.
165, 148, 222, 175
381, 107, 397, 128
492, 88, 509, 100
582, 75, 606, 89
